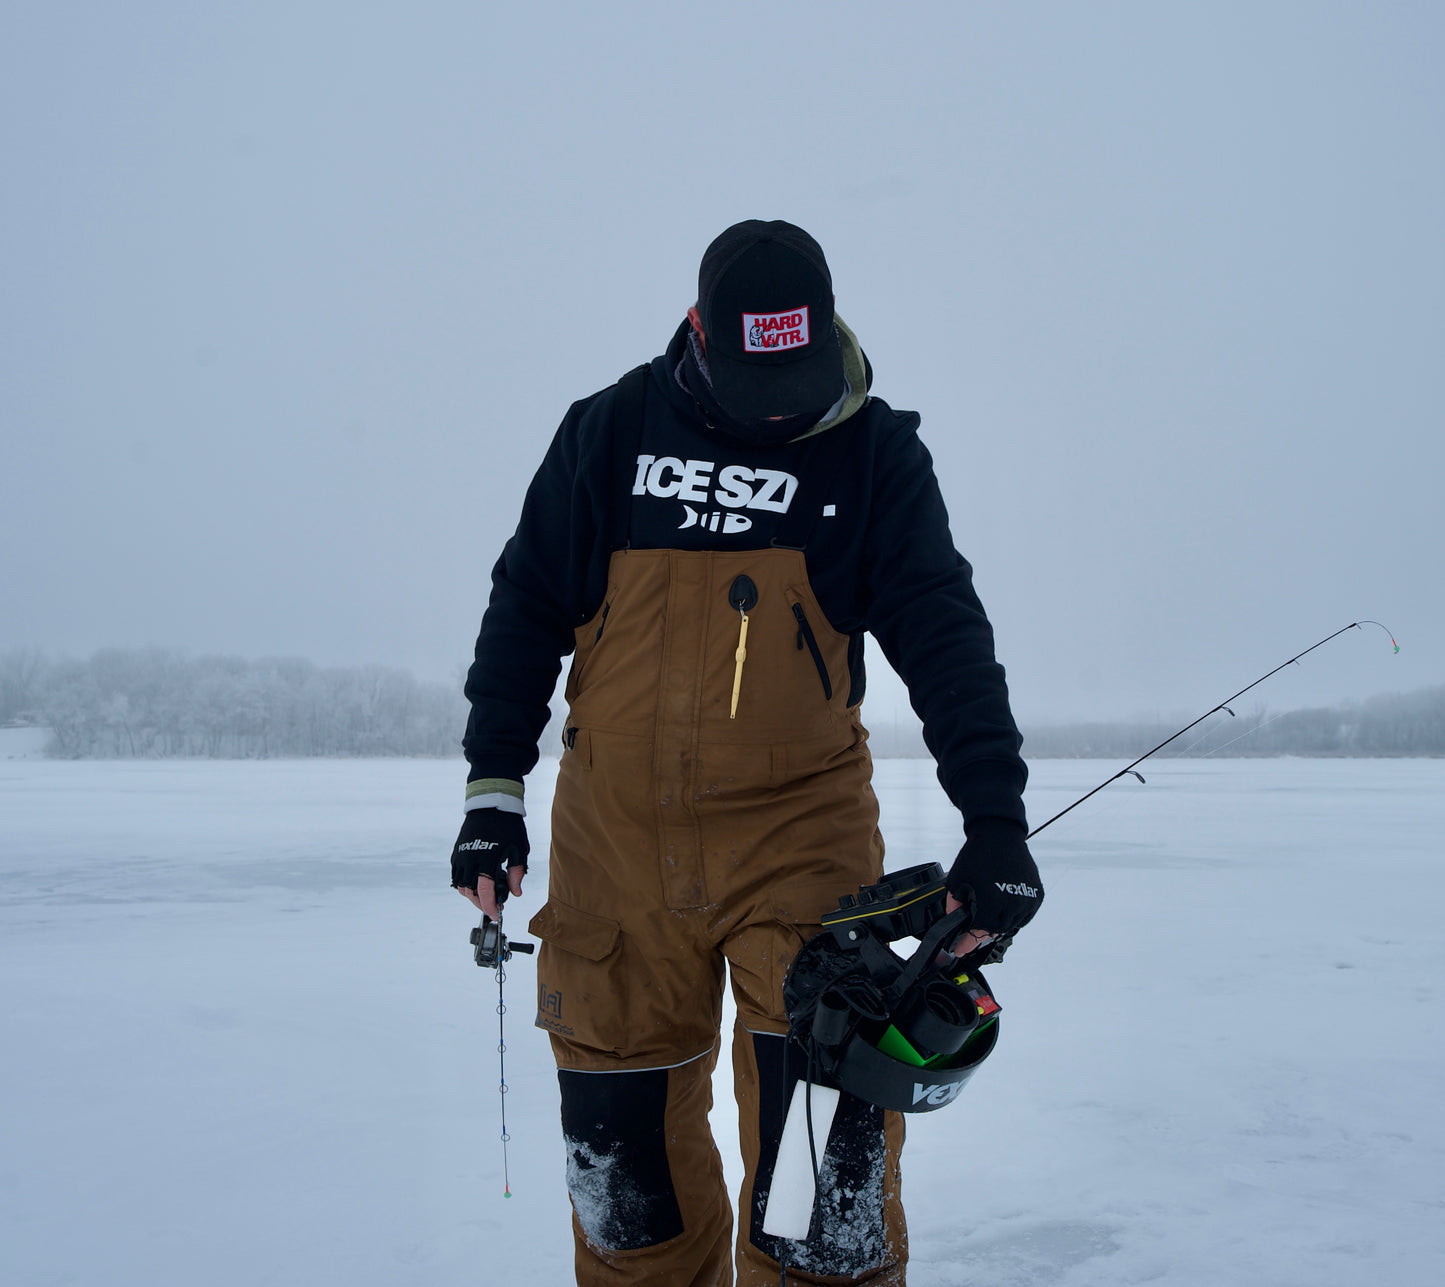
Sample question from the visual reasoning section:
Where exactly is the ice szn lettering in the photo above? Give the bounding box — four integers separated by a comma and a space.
632, 456, 799, 533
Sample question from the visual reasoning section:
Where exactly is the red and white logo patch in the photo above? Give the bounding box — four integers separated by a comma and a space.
742, 306, 811, 353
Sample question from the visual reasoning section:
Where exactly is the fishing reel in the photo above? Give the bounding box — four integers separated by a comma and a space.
471, 915, 534, 969
783, 863, 1004, 1113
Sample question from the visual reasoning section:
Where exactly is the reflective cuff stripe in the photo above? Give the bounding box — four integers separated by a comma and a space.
467, 777, 524, 799
464, 793, 525, 817
465, 777, 525, 817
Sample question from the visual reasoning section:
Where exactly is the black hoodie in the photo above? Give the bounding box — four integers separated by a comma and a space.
463, 319, 1028, 828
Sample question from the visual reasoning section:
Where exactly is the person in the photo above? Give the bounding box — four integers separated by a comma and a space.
451, 220, 1043, 1286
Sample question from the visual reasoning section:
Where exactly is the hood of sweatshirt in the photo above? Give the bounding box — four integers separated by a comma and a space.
656, 315, 874, 448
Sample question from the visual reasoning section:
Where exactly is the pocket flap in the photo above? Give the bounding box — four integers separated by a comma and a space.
527, 899, 621, 961
769, 882, 856, 926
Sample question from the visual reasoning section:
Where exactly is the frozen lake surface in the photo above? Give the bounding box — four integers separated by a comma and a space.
2, 756, 1442, 1286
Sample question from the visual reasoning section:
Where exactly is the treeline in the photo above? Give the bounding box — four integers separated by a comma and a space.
0, 648, 467, 759
1021, 685, 1445, 758
3, 647, 1442, 760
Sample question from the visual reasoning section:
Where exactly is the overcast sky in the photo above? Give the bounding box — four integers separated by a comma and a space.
2, 2, 1440, 726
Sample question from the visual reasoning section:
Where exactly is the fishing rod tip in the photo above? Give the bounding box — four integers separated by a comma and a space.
1358, 619, 1400, 653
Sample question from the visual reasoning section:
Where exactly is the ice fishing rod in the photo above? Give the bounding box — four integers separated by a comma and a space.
1027, 619, 1399, 841
471, 909, 533, 1197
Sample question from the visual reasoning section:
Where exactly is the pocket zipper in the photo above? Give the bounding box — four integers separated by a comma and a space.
791, 603, 833, 700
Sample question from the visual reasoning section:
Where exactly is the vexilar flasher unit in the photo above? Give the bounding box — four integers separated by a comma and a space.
782, 863, 1004, 1113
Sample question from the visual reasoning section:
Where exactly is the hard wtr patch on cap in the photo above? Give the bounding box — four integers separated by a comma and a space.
742, 307, 811, 353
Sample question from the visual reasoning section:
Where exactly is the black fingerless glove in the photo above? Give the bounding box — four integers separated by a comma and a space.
450, 808, 529, 903
945, 817, 1044, 936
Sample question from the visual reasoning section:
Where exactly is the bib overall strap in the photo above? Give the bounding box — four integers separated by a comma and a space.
609, 364, 651, 551
769, 430, 849, 553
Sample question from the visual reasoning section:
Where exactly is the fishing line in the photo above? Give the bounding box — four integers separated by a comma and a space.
1173, 708, 1243, 758
469, 901, 533, 1193
497, 908, 513, 1199
1195, 706, 1295, 758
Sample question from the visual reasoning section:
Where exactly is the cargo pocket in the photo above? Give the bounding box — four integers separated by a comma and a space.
560, 725, 593, 768
770, 882, 844, 964
528, 899, 630, 1058
725, 884, 854, 1030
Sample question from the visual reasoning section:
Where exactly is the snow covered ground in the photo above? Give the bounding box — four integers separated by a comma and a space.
0, 727, 50, 760
2, 756, 1441, 1286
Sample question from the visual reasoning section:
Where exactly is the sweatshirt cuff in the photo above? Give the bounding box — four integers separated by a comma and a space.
944, 759, 1028, 831
464, 777, 525, 817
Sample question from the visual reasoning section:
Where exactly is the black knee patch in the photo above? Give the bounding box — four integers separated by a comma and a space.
748, 1034, 890, 1276
558, 1067, 685, 1252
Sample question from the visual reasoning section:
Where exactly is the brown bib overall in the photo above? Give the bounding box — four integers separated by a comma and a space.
529, 543, 907, 1285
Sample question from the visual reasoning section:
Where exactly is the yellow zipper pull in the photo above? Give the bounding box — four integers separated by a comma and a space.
727, 574, 759, 720
730, 610, 749, 719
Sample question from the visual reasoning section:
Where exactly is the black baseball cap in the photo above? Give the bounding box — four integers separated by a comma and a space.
697, 220, 845, 422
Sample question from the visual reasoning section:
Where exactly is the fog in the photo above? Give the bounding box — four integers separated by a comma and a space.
3, 3, 1440, 727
